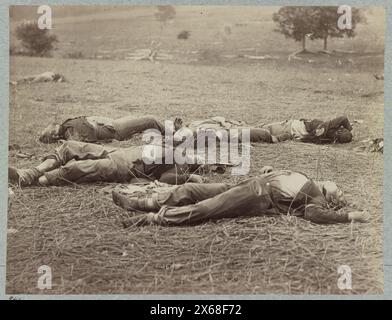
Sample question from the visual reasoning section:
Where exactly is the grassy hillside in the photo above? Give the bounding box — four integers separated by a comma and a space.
10, 5, 385, 60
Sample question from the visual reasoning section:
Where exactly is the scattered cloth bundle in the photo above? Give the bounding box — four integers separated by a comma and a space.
187, 116, 246, 131
354, 138, 383, 153
102, 181, 176, 199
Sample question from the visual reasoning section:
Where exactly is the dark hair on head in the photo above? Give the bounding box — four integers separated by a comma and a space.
336, 128, 353, 143
53, 73, 64, 81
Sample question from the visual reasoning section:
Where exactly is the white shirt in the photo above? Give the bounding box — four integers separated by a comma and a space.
290, 120, 309, 139
265, 170, 309, 198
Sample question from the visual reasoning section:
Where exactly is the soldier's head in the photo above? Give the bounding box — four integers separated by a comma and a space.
318, 181, 347, 208
39, 123, 61, 143
334, 127, 353, 143
53, 73, 65, 82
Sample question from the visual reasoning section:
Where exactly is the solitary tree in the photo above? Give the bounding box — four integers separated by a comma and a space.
273, 7, 318, 51
16, 21, 58, 56
273, 6, 365, 51
154, 5, 176, 28
312, 6, 365, 51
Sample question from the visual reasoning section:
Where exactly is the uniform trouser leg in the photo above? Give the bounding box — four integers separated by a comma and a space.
41, 141, 118, 185
24, 141, 114, 184
114, 182, 231, 212
113, 116, 165, 140
146, 178, 273, 225
43, 140, 115, 165
248, 128, 273, 143
43, 157, 118, 185
326, 116, 352, 131
157, 183, 231, 206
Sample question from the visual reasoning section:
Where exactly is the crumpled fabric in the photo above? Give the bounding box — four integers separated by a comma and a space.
101, 180, 176, 197
354, 138, 384, 153
188, 116, 245, 131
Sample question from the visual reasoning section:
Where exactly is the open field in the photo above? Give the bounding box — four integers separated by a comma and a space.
7, 6, 384, 294
10, 6, 385, 59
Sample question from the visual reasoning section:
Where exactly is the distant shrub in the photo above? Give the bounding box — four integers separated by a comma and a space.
9, 44, 30, 56
223, 24, 232, 36
64, 51, 85, 59
177, 30, 190, 40
155, 5, 176, 27
15, 21, 58, 57
199, 49, 221, 62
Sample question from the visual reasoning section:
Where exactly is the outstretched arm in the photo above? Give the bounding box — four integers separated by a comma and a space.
304, 204, 369, 224
304, 204, 349, 224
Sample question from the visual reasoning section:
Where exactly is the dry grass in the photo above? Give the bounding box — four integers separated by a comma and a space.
7, 43, 383, 295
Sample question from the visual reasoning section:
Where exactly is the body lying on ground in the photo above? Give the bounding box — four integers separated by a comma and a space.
260, 115, 353, 144
39, 115, 165, 143
112, 166, 369, 226
8, 141, 205, 187
173, 116, 277, 144
174, 115, 353, 144
10, 71, 66, 85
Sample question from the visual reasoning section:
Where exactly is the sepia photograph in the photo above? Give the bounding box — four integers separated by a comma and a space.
7, 5, 384, 295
